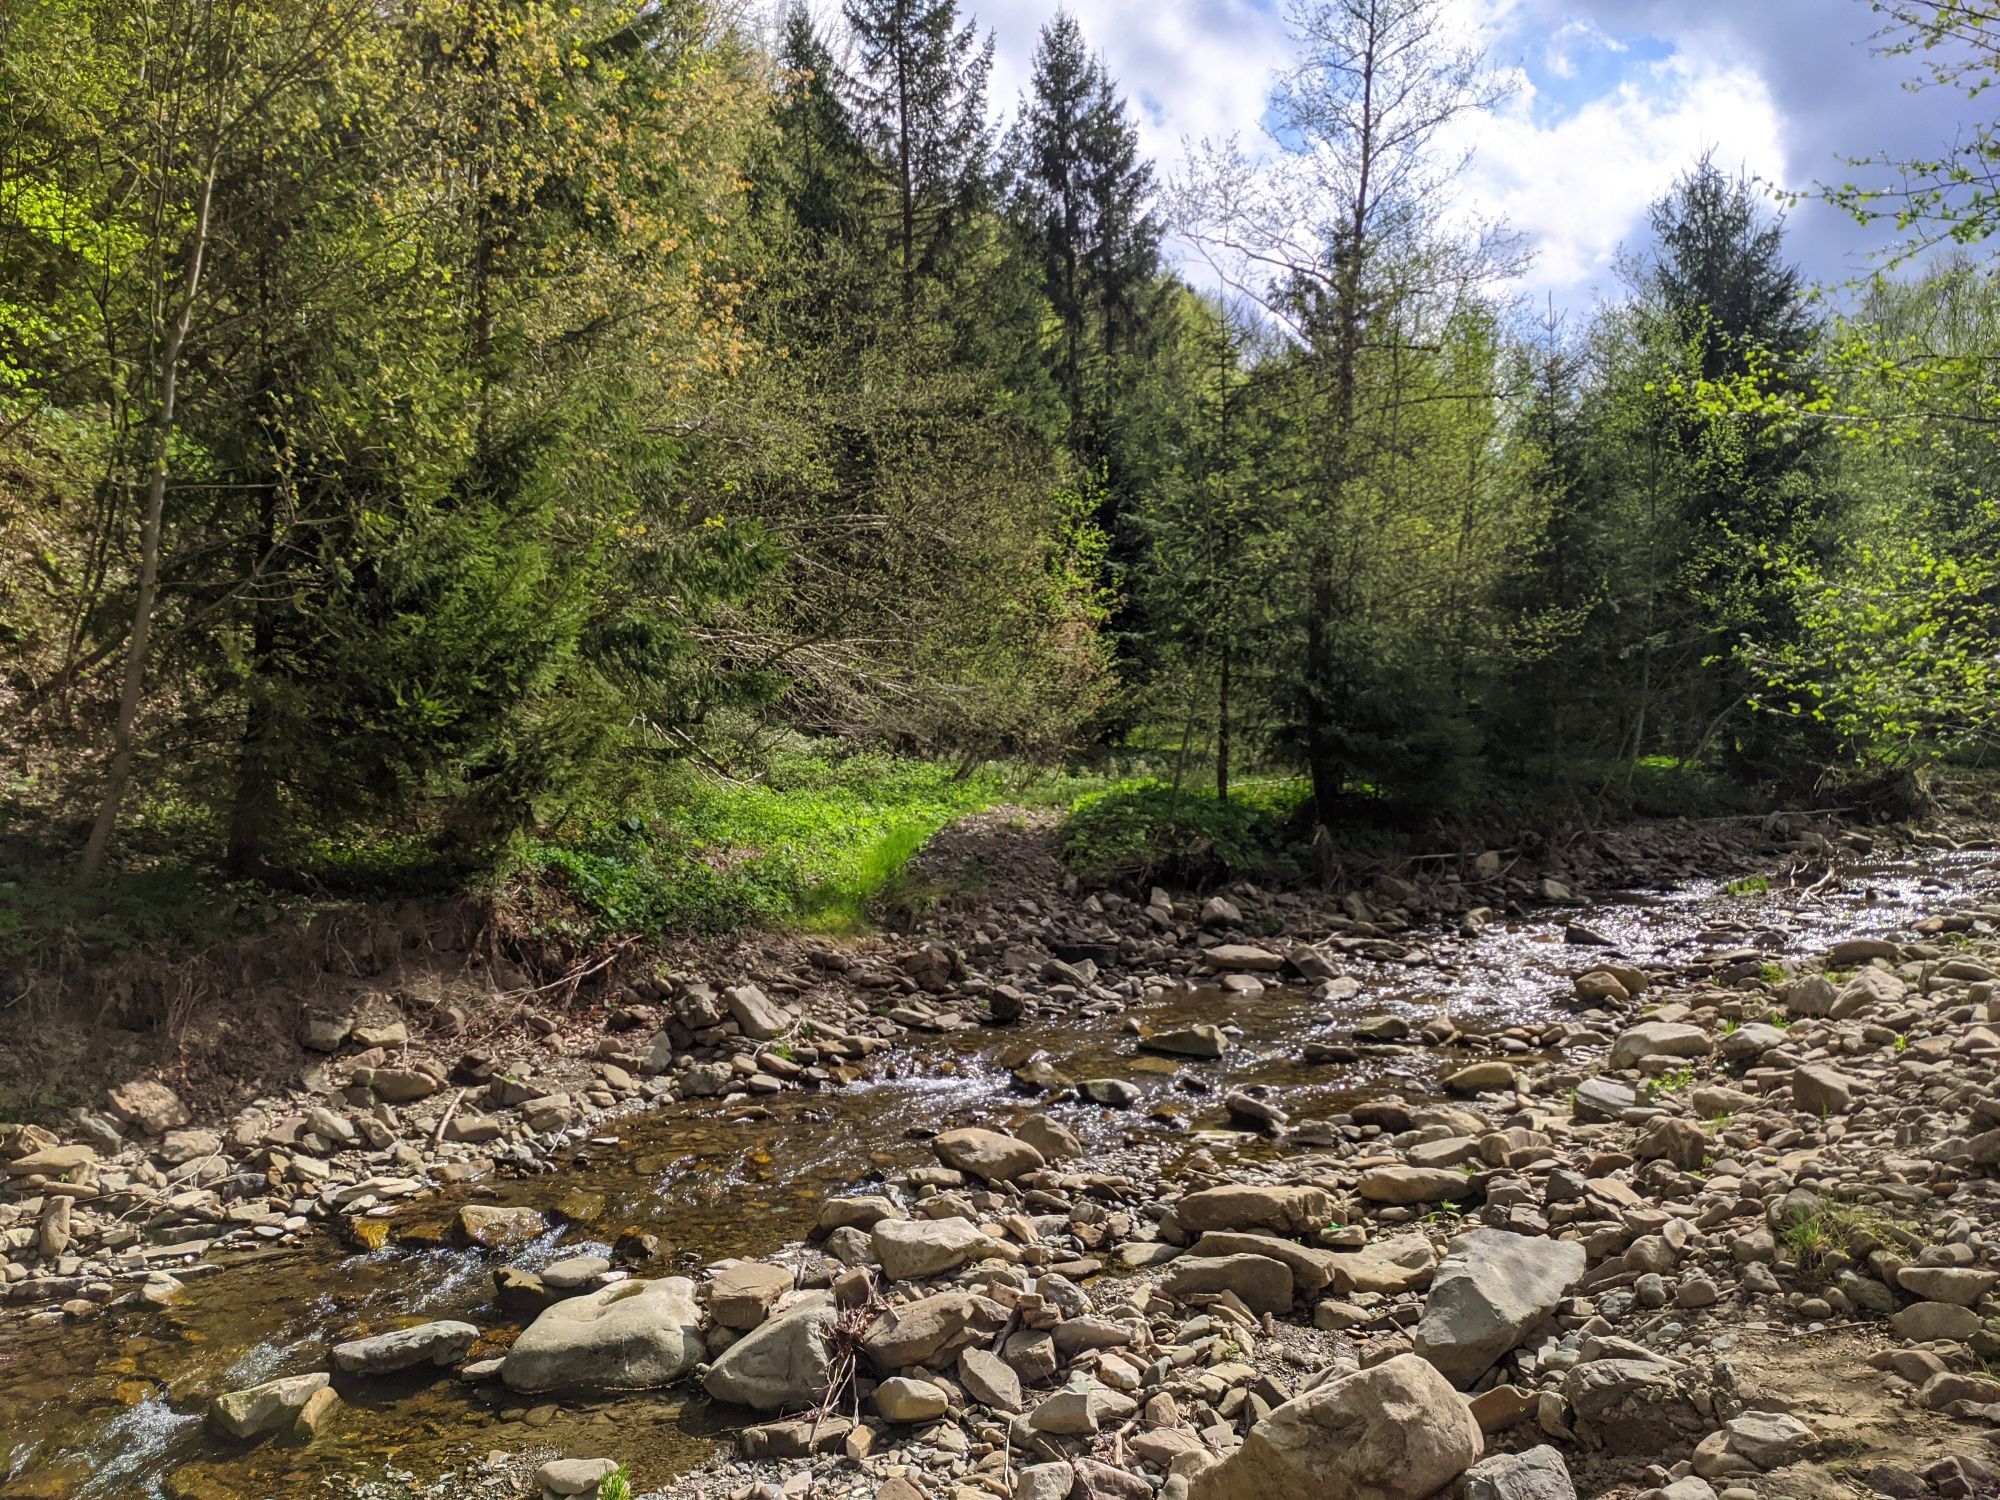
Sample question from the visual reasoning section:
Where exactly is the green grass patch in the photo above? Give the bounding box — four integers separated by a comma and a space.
1059, 775, 1312, 885
1726, 874, 1772, 896
520, 745, 1099, 939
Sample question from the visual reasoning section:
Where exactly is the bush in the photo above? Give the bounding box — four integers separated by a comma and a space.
1060, 777, 1311, 885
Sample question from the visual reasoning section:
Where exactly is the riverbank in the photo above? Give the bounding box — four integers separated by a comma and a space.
2, 784, 1997, 1500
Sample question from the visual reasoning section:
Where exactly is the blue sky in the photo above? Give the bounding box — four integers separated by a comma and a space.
961, 0, 1968, 312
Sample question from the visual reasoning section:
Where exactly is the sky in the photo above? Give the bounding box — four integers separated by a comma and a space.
962, 0, 1973, 314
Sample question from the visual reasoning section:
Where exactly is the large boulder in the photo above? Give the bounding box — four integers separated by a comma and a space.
702, 1294, 833, 1412
331, 1320, 478, 1376
1175, 1184, 1331, 1236
934, 1127, 1044, 1183
501, 1277, 701, 1393
872, 1217, 1012, 1280
1413, 1229, 1587, 1388
1189, 1353, 1482, 1500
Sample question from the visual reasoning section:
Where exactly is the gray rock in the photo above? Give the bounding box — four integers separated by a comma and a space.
1560, 1348, 1718, 1452
1464, 1446, 1577, 1500
1608, 1023, 1710, 1071
1692, 1410, 1817, 1477
702, 1294, 832, 1412
872, 1217, 1009, 1280
1162, 1253, 1294, 1315
332, 1319, 478, 1376
1029, 1382, 1138, 1435
1141, 1025, 1230, 1060
1016, 1115, 1083, 1161
1189, 1354, 1481, 1500
724, 984, 792, 1041
501, 1277, 702, 1393
1357, 1165, 1476, 1206
1891, 1300, 1980, 1342
107, 1080, 190, 1134
208, 1371, 331, 1439
1016, 1462, 1075, 1500
1414, 1228, 1587, 1388
1896, 1265, 2000, 1307
535, 1458, 620, 1496
933, 1127, 1044, 1183
862, 1292, 1010, 1372
1204, 944, 1283, 972
1792, 1064, 1854, 1115
1176, 1184, 1332, 1236
1080, 1078, 1140, 1107
958, 1347, 1023, 1412
875, 1375, 949, 1422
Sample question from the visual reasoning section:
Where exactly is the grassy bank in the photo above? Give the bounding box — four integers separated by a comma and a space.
520, 747, 1097, 940
0, 739, 1773, 970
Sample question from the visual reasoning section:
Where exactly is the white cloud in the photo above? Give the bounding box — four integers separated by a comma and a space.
979, 0, 1291, 179
1543, 16, 1627, 79
786, 0, 1930, 307
1452, 51, 1788, 304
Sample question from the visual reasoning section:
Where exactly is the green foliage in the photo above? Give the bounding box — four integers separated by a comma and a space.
521, 746, 1040, 938
1060, 776, 1310, 885
1726, 874, 1772, 896
1650, 1066, 1697, 1096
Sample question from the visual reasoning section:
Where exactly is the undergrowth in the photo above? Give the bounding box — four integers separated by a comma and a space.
1059, 776, 1312, 885
520, 746, 1099, 939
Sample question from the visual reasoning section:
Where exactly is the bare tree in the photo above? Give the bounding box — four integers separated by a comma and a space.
1174, 0, 1525, 825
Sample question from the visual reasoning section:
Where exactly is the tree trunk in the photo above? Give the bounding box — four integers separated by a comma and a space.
226, 516, 280, 878
1304, 576, 1339, 828
80, 164, 217, 882
1216, 641, 1231, 804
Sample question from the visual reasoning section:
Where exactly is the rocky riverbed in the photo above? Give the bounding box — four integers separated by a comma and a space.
6, 800, 2000, 1500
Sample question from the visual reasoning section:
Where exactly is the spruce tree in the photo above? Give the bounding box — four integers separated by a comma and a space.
841, 0, 995, 305
767, 5, 872, 249
1009, 13, 1159, 451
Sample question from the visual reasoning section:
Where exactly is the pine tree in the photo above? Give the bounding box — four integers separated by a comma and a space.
1009, 13, 1159, 452
842, 0, 995, 306
766, 5, 872, 249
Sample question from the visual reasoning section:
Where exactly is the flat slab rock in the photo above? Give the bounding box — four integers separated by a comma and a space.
501, 1277, 701, 1393
332, 1319, 478, 1376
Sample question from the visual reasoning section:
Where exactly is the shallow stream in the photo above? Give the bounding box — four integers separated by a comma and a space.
2, 843, 1991, 1499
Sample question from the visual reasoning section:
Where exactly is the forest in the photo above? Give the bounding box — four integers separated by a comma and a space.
2, 0, 1997, 941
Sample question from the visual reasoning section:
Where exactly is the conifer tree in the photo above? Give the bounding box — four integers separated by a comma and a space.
842, 0, 995, 305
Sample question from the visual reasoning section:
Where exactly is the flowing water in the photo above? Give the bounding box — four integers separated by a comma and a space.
2, 844, 1992, 1500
